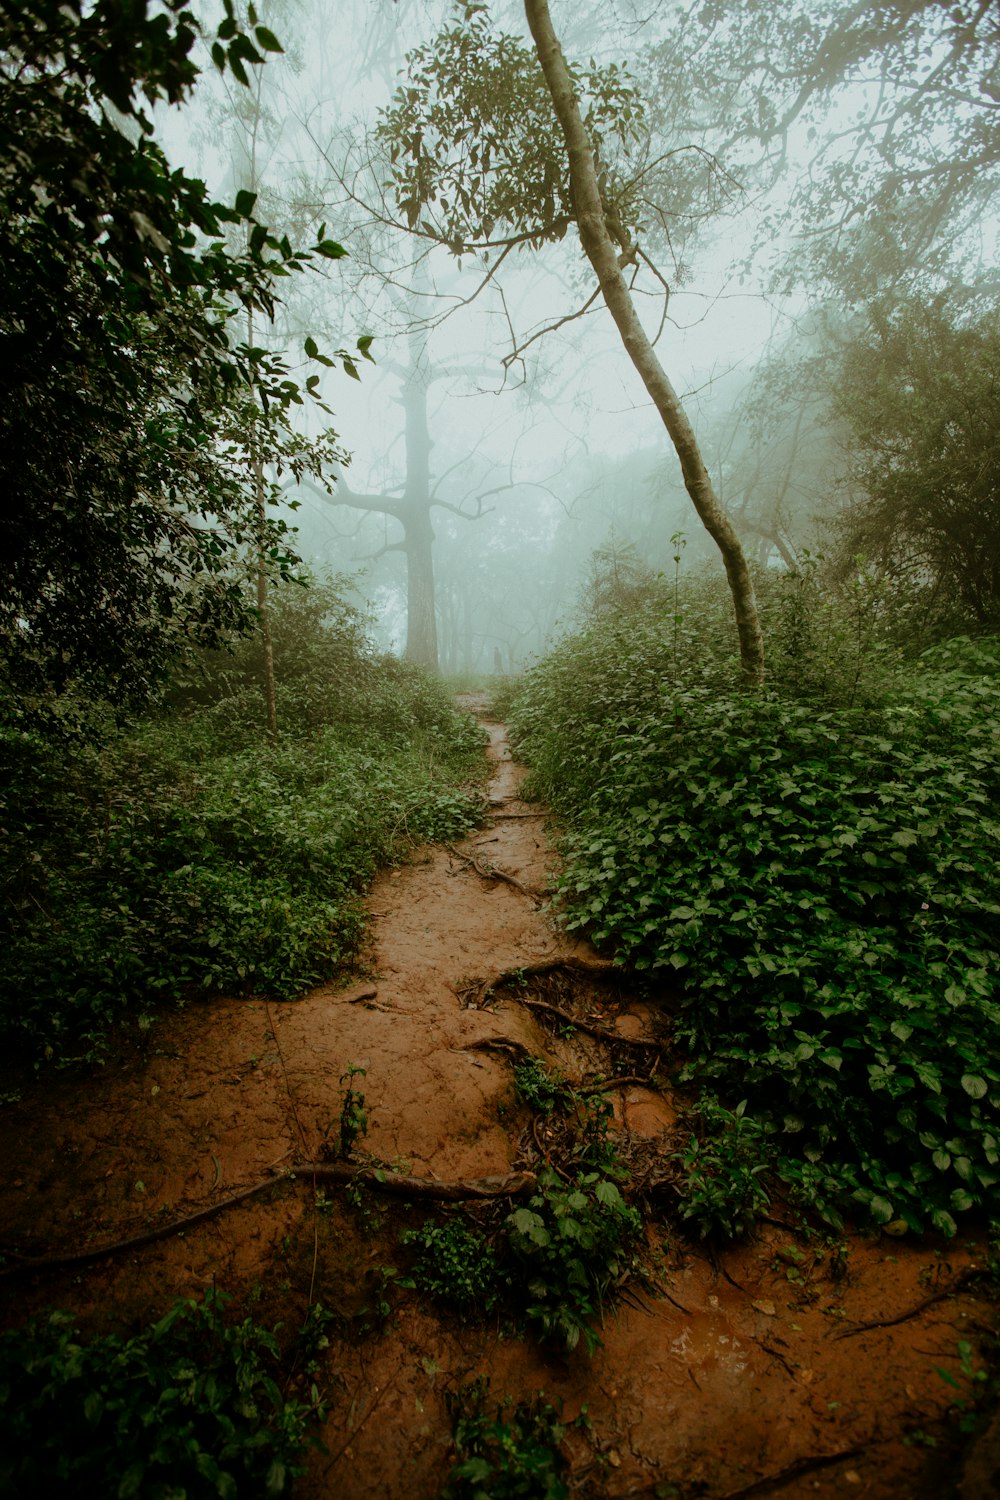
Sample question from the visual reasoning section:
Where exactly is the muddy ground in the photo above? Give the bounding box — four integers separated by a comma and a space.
1, 696, 998, 1498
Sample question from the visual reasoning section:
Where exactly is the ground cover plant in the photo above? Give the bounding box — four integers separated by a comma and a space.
0, 583, 484, 1067
400, 1059, 642, 1353
509, 571, 1000, 1235
442, 1380, 584, 1500
0, 1290, 319, 1497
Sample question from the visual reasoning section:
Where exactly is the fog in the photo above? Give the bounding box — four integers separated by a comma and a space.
160, 0, 1000, 673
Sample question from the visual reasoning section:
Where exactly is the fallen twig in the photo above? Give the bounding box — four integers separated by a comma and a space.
0, 1166, 537, 1279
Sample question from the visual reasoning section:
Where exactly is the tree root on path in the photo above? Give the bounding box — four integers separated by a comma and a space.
516, 996, 658, 1048
458, 956, 618, 1009
486, 810, 548, 819
445, 845, 543, 906
718, 1446, 865, 1499
833, 1267, 986, 1338
0, 1166, 537, 1280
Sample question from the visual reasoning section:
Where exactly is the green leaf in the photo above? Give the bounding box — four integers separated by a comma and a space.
931, 1209, 959, 1236
961, 1074, 988, 1099
234, 189, 257, 219
255, 26, 284, 53
316, 240, 348, 260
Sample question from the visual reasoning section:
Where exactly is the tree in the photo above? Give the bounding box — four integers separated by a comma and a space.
831, 294, 1000, 630
649, 0, 1000, 297
0, 0, 351, 710
299, 318, 495, 672
379, 0, 765, 683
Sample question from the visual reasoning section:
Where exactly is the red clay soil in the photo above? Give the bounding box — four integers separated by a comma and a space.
0, 694, 998, 1498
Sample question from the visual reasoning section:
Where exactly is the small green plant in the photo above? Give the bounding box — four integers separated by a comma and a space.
504, 1167, 642, 1354
676, 1099, 772, 1241
443, 1378, 584, 1500
400, 1219, 500, 1312
337, 1063, 368, 1157
357, 1265, 400, 1331
513, 1058, 571, 1116
0, 1290, 318, 1497
935, 1339, 992, 1435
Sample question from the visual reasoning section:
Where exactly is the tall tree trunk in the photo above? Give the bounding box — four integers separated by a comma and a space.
523, 0, 765, 687
252, 453, 278, 740
247, 307, 278, 739
400, 351, 439, 671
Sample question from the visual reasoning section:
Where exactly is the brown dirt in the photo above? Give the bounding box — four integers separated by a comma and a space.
1, 693, 998, 1498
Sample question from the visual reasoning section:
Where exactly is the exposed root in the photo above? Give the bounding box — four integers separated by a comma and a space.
516, 996, 656, 1047
0, 1166, 537, 1279
458, 956, 619, 1009
486, 811, 547, 819
307, 1164, 536, 1201
445, 844, 543, 906
833, 1268, 985, 1338
459, 1037, 537, 1062
578, 1072, 660, 1094
719, 1445, 865, 1498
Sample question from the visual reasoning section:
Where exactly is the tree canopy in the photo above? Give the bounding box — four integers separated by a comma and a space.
832, 294, 1000, 631
649, 0, 1000, 295
0, 0, 349, 710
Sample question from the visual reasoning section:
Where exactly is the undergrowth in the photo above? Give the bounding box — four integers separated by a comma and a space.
442, 1379, 584, 1500
509, 570, 1000, 1235
402, 1062, 642, 1353
0, 1290, 321, 1497
0, 582, 484, 1066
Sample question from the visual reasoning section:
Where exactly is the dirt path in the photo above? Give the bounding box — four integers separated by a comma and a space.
0, 697, 997, 1497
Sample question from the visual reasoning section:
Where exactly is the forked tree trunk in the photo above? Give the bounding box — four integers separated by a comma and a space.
523, 0, 766, 687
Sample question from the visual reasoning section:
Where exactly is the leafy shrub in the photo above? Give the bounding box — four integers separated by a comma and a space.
0, 581, 485, 1064
401, 1219, 500, 1312
511, 607, 1000, 1234
443, 1380, 579, 1500
513, 1057, 571, 1116
677, 1099, 773, 1240
0, 1291, 317, 1497
504, 1167, 642, 1354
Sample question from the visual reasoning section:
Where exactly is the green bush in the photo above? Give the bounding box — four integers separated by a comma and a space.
401, 1219, 501, 1312
504, 1168, 642, 1354
511, 603, 1000, 1235
0, 581, 485, 1064
0, 1291, 317, 1497
443, 1381, 579, 1500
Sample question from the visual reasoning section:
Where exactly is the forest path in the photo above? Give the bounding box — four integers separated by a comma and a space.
0, 698, 995, 1498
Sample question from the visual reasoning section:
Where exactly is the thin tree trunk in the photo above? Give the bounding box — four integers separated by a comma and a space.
247, 308, 278, 739
523, 0, 765, 687
253, 455, 279, 741
400, 351, 440, 671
